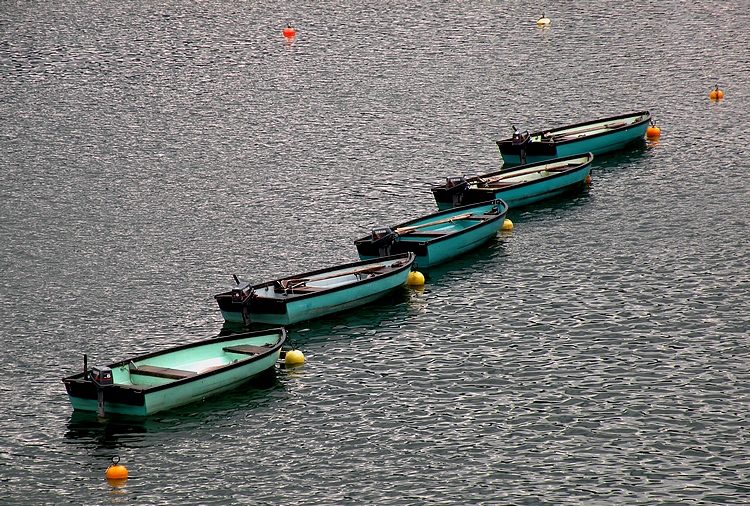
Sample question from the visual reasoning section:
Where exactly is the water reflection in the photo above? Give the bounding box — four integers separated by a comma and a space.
417, 237, 509, 286
507, 185, 593, 224
64, 411, 151, 450
590, 141, 650, 172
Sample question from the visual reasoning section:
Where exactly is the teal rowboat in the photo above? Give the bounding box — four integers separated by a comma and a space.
353, 200, 508, 269
497, 111, 651, 165
62, 328, 286, 417
214, 253, 416, 325
431, 153, 593, 211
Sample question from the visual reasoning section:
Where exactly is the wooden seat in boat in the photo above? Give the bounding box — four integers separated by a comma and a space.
130, 365, 197, 380
223, 344, 272, 355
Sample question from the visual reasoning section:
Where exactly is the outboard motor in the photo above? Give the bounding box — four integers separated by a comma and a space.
445, 176, 469, 207
511, 126, 531, 145
370, 227, 397, 257
91, 366, 113, 386
90, 366, 113, 417
230, 281, 254, 303
511, 126, 531, 164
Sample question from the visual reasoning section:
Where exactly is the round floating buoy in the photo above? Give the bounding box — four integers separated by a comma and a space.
407, 271, 425, 286
285, 349, 305, 366
537, 13, 551, 26
501, 218, 514, 231
709, 85, 723, 100
283, 24, 296, 39
646, 125, 661, 138
106, 456, 128, 482
585, 174, 591, 184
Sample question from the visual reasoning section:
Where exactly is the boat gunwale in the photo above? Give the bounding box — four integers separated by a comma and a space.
61, 328, 287, 394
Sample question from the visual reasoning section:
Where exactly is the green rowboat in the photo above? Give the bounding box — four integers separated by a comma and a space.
497, 111, 651, 165
62, 328, 286, 417
214, 253, 416, 326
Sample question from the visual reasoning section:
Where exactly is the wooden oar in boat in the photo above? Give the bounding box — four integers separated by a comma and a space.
395, 213, 474, 234
281, 264, 388, 288
479, 163, 577, 183
545, 121, 628, 140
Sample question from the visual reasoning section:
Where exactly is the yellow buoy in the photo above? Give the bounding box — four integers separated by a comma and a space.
537, 13, 550, 26
285, 349, 305, 366
710, 85, 724, 100
406, 271, 425, 286
501, 218, 513, 231
105, 456, 128, 482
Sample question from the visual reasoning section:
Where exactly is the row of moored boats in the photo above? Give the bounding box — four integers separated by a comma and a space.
63, 110, 653, 416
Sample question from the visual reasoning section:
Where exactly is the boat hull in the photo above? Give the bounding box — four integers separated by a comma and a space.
215, 253, 415, 325
431, 153, 593, 211
62, 329, 286, 416
354, 200, 508, 268
497, 111, 650, 165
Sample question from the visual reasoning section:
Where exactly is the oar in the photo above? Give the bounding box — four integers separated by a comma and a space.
282, 264, 388, 288
308, 264, 387, 281
478, 162, 581, 184
546, 121, 628, 140
395, 213, 474, 234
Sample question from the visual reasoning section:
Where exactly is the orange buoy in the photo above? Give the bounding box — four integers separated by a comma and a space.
105, 455, 128, 483
646, 124, 661, 138
283, 24, 296, 39
709, 85, 724, 100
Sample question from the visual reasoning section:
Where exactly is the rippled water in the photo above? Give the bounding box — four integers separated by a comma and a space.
2, 0, 749, 504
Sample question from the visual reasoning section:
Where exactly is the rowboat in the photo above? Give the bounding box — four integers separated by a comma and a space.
353, 200, 508, 268
496, 111, 651, 165
214, 253, 416, 325
62, 328, 286, 417
430, 153, 594, 211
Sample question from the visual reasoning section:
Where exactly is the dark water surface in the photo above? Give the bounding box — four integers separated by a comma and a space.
2, 0, 749, 504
